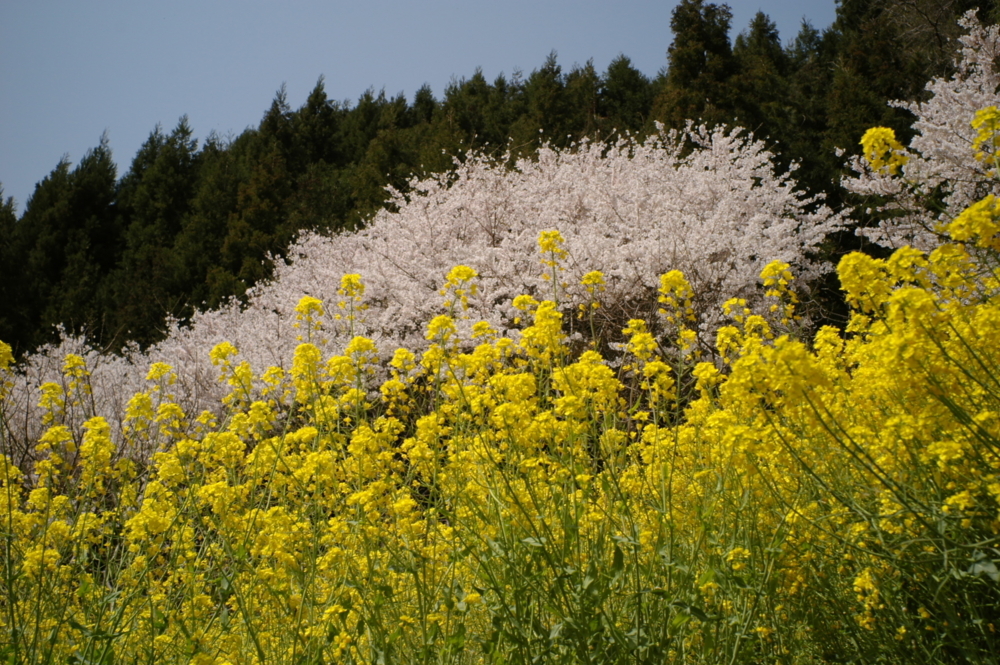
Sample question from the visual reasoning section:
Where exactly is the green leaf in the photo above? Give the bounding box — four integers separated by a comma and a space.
968, 554, 1000, 582
670, 612, 691, 629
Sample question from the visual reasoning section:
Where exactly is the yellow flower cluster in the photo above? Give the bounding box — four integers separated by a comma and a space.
860, 126, 910, 175
972, 105, 1000, 175
538, 230, 568, 302
760, 259, 800, 326
335, 273, 367, 337
440, 264, 479, 314
946, 193, 1000, 250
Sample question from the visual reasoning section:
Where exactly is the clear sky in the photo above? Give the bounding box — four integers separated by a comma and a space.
0, 0, 836, 216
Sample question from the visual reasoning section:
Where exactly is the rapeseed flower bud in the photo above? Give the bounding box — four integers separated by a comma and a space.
390, 347, 416, 378
291, 342, 324, 404
641, 360, 676, 402
38, 382, 65, 426
578, 270, 605, 322
623, 319, 657, 362
338, 273, 364, 299
972, 106, 1000, 174
471, 320, 496, 340
336, 273, 367, 336
538, 230, 568, 302
426, 314, 456, 343
761, 260, 799, 325
581, 270, 605, 294
295, 295, 325, 319
441, 265, 479, 313
209, 341, 239, 366
145, 362, 175, 383
860, 127, 909, 175
538, 229, 567, 260
79, 416, 114, 494
62, 354, 88, 380
658, 270, 695, 325
0, 340, 12, 371
722, 297, 751, 325
21, 545, 60, 580
946, 194, 1000, 250
294, 295, 327, 345
725, 546, 751, 571
512, 294, 539, 325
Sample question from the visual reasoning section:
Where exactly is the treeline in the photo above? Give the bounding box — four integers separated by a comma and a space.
1, 0, 996, 357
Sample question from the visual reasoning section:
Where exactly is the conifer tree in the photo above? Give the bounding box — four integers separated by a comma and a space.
440, 69, 497, 149
291, 76, 345, 168
732, 12, 789, 141
563, 60, 601, 139
14, 139, 119, 350
652, 0, 737, 129
110, 118, 201, 347
0, 187, 22, 354
600, 55, 653, 137
172, 133, 243, 312
510, 53, 572, 150
437, 70, 523, 159
780, 20, 840, 195
410, 84, 437, 126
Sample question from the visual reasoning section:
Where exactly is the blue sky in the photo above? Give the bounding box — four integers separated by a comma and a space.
0, 0, 836, 215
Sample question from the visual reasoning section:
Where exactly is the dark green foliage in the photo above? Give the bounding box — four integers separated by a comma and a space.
5, 138, 119, 354
437, 69, 525, 160
5, 0, 997, 357
652, 0, 738, 129
731, 13, 789, 139
509, 53, 575, 151
600, 55, 653, 137
109, 118, 202, 347
563, 60, 602, 141
0, 187, 22, 353
824, 3, 920, 156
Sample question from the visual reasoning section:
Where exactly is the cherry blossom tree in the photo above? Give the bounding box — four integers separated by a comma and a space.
845, 11, 1000, 251
5, 122, 842, 450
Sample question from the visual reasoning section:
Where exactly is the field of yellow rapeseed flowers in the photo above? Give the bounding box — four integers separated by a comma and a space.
3, 108, 1000, 663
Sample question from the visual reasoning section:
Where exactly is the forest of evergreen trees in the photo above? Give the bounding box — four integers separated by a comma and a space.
2, 0, 997, 358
